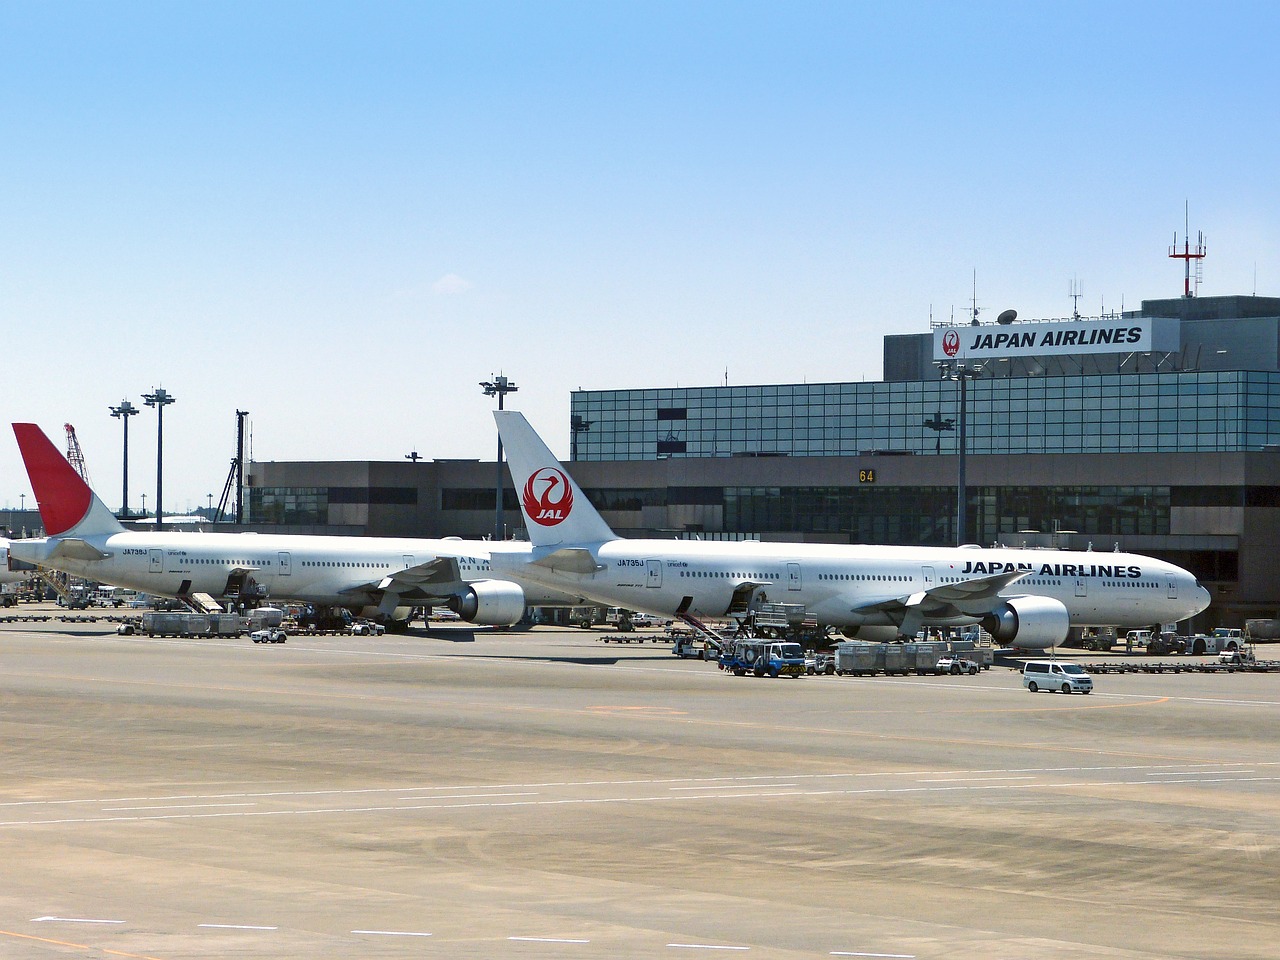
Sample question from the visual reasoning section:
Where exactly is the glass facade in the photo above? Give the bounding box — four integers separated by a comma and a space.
250, 486, 417, 523
570, 371, 1280, 460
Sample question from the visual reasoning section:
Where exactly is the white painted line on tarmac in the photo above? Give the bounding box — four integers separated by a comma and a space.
668, 784, 798, 791
916, 776, 1036, 782
667, 945, 749, 951
396, 791, 539, 801
104, 802, 257, 811
509, 936, 591, 943
830, 952, 915, 958
31, 916, 125, 924
351, 929, 433, 937
198, 923, 278, 930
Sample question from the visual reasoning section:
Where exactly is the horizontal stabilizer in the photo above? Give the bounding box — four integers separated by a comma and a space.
46, 538, 111, 562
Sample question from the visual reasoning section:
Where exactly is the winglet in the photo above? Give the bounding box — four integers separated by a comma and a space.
12, 424, 125, 538
494, 411, 616, 547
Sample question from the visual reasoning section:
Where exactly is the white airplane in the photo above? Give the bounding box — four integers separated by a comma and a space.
491, 411, 1212, 650
9, 422, 582, 628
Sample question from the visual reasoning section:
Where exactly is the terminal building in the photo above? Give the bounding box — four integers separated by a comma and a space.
246, 294, 1280, 629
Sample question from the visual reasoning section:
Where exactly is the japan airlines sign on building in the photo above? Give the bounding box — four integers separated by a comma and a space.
933, 317, 1180, 362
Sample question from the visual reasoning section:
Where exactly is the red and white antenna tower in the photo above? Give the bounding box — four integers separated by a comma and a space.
64, 423, 91, 484
1168, 205, 1207, 298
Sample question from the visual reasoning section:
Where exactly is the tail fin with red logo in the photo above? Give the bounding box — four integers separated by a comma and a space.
13, 423, 125, 538
494, 411, 616, 548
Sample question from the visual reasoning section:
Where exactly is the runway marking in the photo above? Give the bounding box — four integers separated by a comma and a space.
830, 953, 916, 958
104, 802, 257, 811
509, 936, 591, 943
197, 923, 278, 930
32, 916, 126, 923
916, 776, 1037, 782
3, 927, 168, 960
351, 929, 433, 937
667, 945, 749, 951
396, 791, 539, 801
2, 761, 1276, 827
669, 784, 798, 791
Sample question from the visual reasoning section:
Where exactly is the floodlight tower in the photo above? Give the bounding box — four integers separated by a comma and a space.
142, 387, 176, 530
109, 400, 139, 517
480, 375, 518, 540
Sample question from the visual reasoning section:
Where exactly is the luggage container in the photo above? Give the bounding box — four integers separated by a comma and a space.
142, 612, 211, 637
835, 641, 884, 676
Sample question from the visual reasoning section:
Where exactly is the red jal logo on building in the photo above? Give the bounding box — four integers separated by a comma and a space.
522, 467, 574, 526
942, 329, 961, 357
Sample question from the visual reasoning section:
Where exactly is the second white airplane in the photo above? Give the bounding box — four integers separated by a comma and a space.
9, 423, 581, 627
491, 411, 1211, 649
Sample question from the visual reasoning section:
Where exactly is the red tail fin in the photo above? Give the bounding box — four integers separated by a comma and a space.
13, 423, 96, 536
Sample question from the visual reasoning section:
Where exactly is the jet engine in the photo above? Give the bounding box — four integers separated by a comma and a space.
981, 595, 1070, 650
450, 579, 527, 626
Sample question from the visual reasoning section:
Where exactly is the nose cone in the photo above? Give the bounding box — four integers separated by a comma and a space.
1193, 583, 1211, 616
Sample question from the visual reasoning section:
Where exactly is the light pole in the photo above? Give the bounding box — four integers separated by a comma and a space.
570, 414, 593, 461
480, 375, 518, 540
109, 399, 139, 517
142, 387, 176, 531
945, 364, 981, 545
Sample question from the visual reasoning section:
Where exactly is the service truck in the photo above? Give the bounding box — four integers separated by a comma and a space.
718, 639, 807, 678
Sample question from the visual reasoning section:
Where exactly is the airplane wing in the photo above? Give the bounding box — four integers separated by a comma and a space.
848, 570, 1029, 635
339, 556, 466, 602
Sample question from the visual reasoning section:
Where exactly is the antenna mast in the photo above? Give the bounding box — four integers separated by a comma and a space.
1168, 204, 1207, 298
1069, 277, 1084, 320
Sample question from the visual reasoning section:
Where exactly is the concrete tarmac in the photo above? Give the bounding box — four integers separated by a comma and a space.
1, 613, 1277, 959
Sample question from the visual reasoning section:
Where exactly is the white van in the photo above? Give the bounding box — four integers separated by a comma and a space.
1022, 660, 1093, 694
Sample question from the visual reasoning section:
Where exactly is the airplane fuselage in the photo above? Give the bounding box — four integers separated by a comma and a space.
10, 531, 563, 609
495, 540, 1209, 631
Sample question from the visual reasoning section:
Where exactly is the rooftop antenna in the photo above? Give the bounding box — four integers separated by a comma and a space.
970, 271, 981, 325
1168, 202, 1207, 298
1069, 277, 1084, 320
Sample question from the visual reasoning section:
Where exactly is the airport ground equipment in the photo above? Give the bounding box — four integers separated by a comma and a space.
718, 639, 807, 677
250, 627, 287, 643
604, 607, 635, 631
672, 633, 717, 659
835, 641, 885, 676
936, 653, 980, 675
142, 611, 245, 638
1146, 631, 1188, 655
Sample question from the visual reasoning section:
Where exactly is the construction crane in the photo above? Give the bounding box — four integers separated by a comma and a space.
214, 410, 250, 524
64, 423, 91, 484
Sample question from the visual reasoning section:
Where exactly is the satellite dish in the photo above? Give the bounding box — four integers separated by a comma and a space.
996, 309, 1018, 325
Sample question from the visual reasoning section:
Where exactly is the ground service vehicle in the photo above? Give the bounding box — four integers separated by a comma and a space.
1023, 660, 1093, 694
936, 654, 980, 675
719, 640, 806, 678
251, 628, 287, 644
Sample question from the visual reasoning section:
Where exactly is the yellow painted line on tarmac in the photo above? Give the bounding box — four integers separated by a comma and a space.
0, 927, 166, 960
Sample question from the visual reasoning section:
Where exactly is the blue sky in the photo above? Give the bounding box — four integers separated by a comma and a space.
1, 2, 1276, 514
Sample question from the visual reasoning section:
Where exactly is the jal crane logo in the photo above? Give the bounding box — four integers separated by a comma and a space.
522, 467, 574, 526
942, 329, 961, 358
